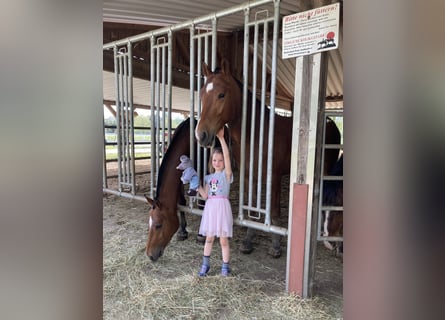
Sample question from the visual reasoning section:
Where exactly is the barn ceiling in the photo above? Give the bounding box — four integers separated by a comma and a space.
103, 0, 343, 113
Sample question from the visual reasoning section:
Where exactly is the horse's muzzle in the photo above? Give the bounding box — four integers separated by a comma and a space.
196, 130, 215, 148
148, 249, 163, 261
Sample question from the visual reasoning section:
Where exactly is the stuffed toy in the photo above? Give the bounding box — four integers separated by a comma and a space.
176, 155, 199, 196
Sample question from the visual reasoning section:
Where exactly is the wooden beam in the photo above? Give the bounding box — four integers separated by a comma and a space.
103, 103, 116, 117
102, 99, 191, 115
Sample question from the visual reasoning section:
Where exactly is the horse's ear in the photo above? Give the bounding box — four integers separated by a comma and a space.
145, 195, 155, 207
202, 61, 212, 77
220, 58, 231, 76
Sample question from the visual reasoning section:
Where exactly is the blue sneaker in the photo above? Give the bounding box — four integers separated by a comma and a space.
198, 264, 210, 277
221, 264, 231, 277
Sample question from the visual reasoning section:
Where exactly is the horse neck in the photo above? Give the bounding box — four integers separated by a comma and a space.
156, 121, 191, 207
157, 163, 182, 205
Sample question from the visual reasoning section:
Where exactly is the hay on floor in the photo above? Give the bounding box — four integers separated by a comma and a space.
103, 195, 342, 319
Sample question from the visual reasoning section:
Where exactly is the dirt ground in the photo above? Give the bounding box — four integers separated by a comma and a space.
103, 163, 343, 319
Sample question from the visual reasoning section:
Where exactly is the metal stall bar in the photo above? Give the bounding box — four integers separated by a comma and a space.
102, 113, 108, 189
127, 42, 136, 194
189, 24, 196, 165
155, 39, 161, 177
124, 44, 135, 193
238, 1, 280, 228
149, 36, 156, 199
110, 45, 136, 194
160, 38, 166, 154
246, 12, 260, 219
120, 52, 128, 189
116, 48, 128, 192
167, 30, 173, 145
257, 12, 269, 209
245, 10, 275, 221
317, 111, 343, 242
264, 0, 280, 226
152, 36, 171, 195
238, 6, 250, 223
191, 26, 215, 183
114, 46, 122, 191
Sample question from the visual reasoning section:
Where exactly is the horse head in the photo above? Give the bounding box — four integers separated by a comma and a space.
195, 58, 241, 148
144, 195, 179, 261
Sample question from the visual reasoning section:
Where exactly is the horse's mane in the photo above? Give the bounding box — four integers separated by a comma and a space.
155, 117, 191, 199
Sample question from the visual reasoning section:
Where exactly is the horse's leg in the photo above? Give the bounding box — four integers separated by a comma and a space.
240, 227, 256, 254
176, 210, 188, 241
268, 177, 282, 258
240, 187, 256, 254
176, 189, 189, 241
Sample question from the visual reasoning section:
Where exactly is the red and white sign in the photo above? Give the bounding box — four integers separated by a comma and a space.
282, 3, 340, 59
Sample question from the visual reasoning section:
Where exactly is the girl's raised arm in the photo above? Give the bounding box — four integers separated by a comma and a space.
216, 127, 232, 180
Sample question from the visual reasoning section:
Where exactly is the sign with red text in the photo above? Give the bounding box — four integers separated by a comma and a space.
282, 3, 340, 59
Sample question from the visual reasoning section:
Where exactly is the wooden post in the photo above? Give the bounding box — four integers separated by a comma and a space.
287, 183, 309, 294
286, 52, 327, 297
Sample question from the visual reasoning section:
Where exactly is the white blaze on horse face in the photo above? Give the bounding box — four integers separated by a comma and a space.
206, 81, 213, 93
149, 216, 153, 229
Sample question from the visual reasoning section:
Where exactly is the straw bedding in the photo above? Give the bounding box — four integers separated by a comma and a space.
103, 186, 343, 319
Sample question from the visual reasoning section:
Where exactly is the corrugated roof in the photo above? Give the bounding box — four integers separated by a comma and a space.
103, 0, 343, 111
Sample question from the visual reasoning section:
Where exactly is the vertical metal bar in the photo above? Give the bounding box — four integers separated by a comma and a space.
118, 54, 125, 190
239, 7, 250, 221
113, 46, 121, 191
204, 34, 209, 66
102, 107, 108, 189
196, 34, 202, 177
189, 25, 195, 165
257, 18, 269, 208
211, 16, 217, 71
155, 44, 161, 176
167, 30, 173, 144
127, 42, 135, 194
248, 19, 259, 212
150, 36, 156, 198
316, 115, 328, 241
125, 53, 130, 186
161, 42, 166, 154
203, 34, 209, 175
264, 0, 280, 226
122, 52, 129, 185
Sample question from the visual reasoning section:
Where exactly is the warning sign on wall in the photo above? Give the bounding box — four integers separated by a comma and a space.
282, 3, 340, 59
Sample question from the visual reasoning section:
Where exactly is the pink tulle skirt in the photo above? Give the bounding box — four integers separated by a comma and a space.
199, 197, 233, 238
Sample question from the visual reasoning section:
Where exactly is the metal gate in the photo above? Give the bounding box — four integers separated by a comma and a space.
317, 111, 343, 244
102, 0, 287, 236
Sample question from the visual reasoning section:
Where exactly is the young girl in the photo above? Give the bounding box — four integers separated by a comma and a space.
197, 127, 233, 277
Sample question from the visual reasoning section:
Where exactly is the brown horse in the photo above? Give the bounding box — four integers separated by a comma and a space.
144, 118, 193, 261
195, 58, 340, 257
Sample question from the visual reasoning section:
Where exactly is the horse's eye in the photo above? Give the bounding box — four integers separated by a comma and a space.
155, 224, 162, 230
218, 93, 225, 99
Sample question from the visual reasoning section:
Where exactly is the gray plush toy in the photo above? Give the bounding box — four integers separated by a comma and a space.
176, 155, 199, 196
